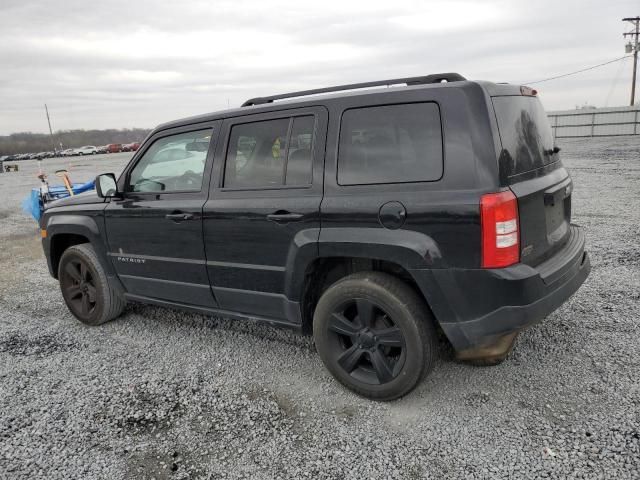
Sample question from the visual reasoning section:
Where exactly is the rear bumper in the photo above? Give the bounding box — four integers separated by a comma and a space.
410, 224, 590, 351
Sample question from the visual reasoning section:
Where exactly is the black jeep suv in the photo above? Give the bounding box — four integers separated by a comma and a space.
40, 73, 590, 400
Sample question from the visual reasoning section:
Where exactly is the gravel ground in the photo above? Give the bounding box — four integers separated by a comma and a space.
0, 140, 638, 479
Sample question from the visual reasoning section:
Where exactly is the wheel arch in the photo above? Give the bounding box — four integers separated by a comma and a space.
296, 256, 438, 335
283, 228, 443, 333
50, 232, 91, 278
284, 227, 442, 301
44, 214, 111, 279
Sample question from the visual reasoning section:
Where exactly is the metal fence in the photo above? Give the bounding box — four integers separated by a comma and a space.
547, 105, 640, 138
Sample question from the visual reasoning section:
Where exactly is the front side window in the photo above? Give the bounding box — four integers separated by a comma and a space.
338, 103, 443, 185
224, 116, 315, 188
128, 129, 212, 193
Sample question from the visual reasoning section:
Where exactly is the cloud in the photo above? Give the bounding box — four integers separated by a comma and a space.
0, 0, 637, 134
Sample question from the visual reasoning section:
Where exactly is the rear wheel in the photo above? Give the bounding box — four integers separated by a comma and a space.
58, 243, 125, 325
313, 272, 437, 401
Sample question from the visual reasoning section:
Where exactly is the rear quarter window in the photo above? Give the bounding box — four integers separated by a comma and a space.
337, 102, 443, 185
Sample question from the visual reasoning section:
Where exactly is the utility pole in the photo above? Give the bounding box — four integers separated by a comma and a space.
623, 17, 640, 106
44, 104, 56, 153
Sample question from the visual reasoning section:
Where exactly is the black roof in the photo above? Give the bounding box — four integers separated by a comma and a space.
155, 74, 521, 133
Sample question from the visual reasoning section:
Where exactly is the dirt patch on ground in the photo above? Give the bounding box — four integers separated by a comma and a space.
0, 231, 42, 262
0, 230, 45, 301
0, 331, 81, 357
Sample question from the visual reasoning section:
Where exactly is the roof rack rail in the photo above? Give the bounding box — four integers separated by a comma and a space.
241, 72, 466, 107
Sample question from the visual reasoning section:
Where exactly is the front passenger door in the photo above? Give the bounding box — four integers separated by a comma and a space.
105, 124, 220, 308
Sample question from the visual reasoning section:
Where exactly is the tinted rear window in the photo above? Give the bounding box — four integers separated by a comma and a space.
338, 103, 443, 185
492, 96, 555, 177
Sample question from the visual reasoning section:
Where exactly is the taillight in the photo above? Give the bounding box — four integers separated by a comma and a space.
481, 190, 520, 268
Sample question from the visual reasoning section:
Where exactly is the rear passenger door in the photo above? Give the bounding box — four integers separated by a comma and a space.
203, 107, 327, 323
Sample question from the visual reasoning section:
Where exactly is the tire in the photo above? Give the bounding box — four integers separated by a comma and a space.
313, 272, 438, 401
58, 243, 126, 326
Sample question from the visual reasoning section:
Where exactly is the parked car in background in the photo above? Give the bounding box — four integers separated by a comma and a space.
60, 149, 76, 157
75, 146, 99, 155
121, 142, 141, 152
107, 144, 122, 153
96, 145, 109, 154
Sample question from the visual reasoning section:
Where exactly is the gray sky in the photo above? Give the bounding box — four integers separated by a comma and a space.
0, 0, 637, 135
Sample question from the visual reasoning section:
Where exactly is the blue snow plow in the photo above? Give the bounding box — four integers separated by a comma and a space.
23, 179, 95, 222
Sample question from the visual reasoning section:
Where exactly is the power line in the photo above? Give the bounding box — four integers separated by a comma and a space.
604, 55, 628, 106
521, 55, 631, 85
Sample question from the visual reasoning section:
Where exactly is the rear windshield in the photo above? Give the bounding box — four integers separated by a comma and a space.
492, 96, 555, 177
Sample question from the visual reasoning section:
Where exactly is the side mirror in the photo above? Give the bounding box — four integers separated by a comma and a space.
96, 173, 119, 198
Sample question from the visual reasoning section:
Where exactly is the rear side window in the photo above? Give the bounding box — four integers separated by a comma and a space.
224, 116, 315, 188
338, 103, 443, 185
492, 96, 555, 177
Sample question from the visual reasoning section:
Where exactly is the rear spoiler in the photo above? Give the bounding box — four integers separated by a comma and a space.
476, 81, 536, 97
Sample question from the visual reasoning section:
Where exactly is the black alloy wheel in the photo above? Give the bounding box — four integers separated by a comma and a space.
60, 257, 97, 318
327, 298, 406, 385
58, 243, 126, 325
313, 272, 437, 401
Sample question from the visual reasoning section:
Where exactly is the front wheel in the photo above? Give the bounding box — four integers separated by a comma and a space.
58, 243, 126, 325
313, 272, 438, 401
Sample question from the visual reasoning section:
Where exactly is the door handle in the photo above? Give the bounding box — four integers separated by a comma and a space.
165, 212, 195, 222
266, 211, 304, 223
